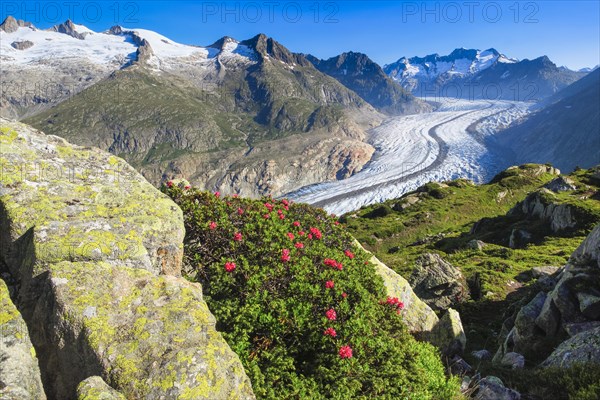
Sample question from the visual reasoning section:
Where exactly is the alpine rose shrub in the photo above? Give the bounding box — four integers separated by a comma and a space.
165, 186, 460, 400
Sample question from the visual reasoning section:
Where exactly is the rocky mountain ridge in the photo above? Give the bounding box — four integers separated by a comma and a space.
384, 47, 586, 100
307, 51, 431, 115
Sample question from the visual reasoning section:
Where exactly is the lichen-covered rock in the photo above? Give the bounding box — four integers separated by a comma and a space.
577, 291, 600, 319
535, 293, 561, 336
449, 355, 472, 375
493, 291, 551, 363
429, 308, 467, 357
542, 326, 600, 368
472, 349, 492, 361
0, 280, 46, 400
0, 119, 184, 279
0, 120, 255, 399
27, 261, 254, 399
353, 240, 439, 335
565, 321, 600, 337
77, 376, 125, 400
509, 228, 533, 249
515, 292, 547, 338
409, 253, 469, 312
466, 239, 486, 251
571, 223, 600, 267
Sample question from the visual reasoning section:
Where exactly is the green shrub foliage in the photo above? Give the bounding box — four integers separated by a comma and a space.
166, 186, 460, 399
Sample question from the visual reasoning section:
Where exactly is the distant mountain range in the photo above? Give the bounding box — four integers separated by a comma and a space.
1, 15, 597, 196
384, 48, 587, 101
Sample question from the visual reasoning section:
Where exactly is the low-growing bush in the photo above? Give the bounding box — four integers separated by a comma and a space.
166, 186, 461, 399
364, 203, 394, 219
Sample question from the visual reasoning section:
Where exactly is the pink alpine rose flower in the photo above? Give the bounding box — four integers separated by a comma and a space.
339, 345, 353, 359
325, 308, 337, 321
224, 262, 236, 272
281, 249, 291, 262
323, 327, 337, 337
309, 227, 322, 239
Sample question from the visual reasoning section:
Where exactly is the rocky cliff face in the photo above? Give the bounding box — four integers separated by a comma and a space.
494, 223, 600, 366
409, 253, 469, 312
508, 189, 578, 233
0, 119, 254, 399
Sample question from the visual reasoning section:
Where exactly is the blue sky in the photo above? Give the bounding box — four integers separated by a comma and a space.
3, 1, 599, 69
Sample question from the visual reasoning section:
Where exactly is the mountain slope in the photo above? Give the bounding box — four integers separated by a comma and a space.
23, 28, 382, 197
308, 52, 431, 115
497, 68, 600, 171
385, 48, 585, 100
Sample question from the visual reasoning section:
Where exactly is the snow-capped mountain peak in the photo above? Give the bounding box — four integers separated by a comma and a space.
0, 16, 259, 72
383, 47, 517, 89
47, 19, 94, 39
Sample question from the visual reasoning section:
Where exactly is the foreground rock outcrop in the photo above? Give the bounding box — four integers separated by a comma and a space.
494, 223, 600, 366
0, 120, 254, 399
354, 240, 439, 334
508, 189, 578, 234
0, 279, 46, 400
409, 253, 469, 312
354, 241, 467, 356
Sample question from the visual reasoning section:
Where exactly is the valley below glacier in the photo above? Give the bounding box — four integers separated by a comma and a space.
287, 98, 532, 214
